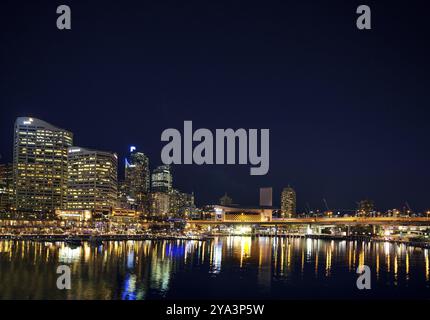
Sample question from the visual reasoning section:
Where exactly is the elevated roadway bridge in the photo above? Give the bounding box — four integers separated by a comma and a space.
186, 217, 430, 226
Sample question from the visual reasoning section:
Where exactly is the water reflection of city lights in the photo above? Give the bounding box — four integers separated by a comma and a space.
1, 237, 430, 299
240, 237, 252, 268
59, 246, 82, 263
121, 274, 137, 300
127, 251, 134, 269
210, 239, 222, 273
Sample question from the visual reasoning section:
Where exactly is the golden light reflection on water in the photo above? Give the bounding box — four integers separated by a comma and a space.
325, 241, 332, 276
240, 237, 252, 268
425, 249, 429, 282
348, 242, 353, 272
385, 242, 391, 273
406, 248, 410, 280
376, 244, 380, 279
394, 250, 398, 282
358, 242, 365, 267
0, 237, 429, 299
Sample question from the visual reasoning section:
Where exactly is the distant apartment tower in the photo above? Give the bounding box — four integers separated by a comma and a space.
151, 165, 172, 193
149, 192, 170, 217
125, 146, 150, 210
357, 199, 375, 217
169, 189, 195, 217
281, 186, 296, 218
67, 147, 118, 216
13, 117, 73, 215
0, 163, 14, 212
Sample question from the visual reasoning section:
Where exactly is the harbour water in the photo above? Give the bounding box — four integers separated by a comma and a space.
0, 237, 429, 299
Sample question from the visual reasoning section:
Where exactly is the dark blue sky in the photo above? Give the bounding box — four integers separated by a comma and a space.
1, 0, 429, 211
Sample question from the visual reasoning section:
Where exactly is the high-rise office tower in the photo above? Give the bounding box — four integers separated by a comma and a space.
13, 117, 73, 215
151, 165, 172, 193
125, 146, 150, 210
67, 147, 118, 216
281, 186, 296, 218
117, 180, 134, 209
0, 163, 14, 213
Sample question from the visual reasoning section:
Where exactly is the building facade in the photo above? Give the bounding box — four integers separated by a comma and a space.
169, 189, 195, 218
281, 186, 296, 218
357, 199, 375, 217
124, 147, 150, 211
13, 117, 73, 215
151, 165, 172, 193
210, 205, 273, 222
0, 163, 14, 213
117, 180, 134, 209
66, 147, 118, 216
149, 191, 170, 217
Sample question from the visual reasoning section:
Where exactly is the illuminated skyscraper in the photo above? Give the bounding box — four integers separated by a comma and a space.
151, 165, 172, 193
117, 180, 134, 209
149, 191, 170, 217
281, 186, 296, 218
169, 189, 195, 218
13, 117, 73, 215
125, 146, 150, 211
67, 147, 118, 216
0, 163, 14, 213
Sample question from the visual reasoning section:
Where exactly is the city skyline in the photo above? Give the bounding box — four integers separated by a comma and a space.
1, 0, 430, 305
1, 1, 430, 212
1, 115, 429, 214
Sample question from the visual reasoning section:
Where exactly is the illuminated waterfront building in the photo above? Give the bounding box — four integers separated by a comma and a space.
66, 147, 118, 216
209, 205, 272, 222
149, 165, 194, 218
55, 209, 92, 222
149, 191, 170, 217
357, 199, 375, 217
151, 165, 172, 193
386, 208, 400, 217
125, 146, 150, 211
13, 117, 73, 215
110, 208, 140, 224
281, 186, 296, 218
169, 189, 195, 218
0, 163, 14, 212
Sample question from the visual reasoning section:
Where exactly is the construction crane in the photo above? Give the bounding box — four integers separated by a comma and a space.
405, 201, 413, 216
305, 203, 312, 217
323, 198, 333, 217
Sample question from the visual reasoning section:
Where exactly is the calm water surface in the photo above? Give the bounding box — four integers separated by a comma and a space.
0, 237, 429, 299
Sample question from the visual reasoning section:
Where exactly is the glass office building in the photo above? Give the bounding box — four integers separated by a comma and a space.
13, 117, 73, 215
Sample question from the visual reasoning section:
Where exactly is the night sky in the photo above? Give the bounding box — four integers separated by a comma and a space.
1, 1, 429, 211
